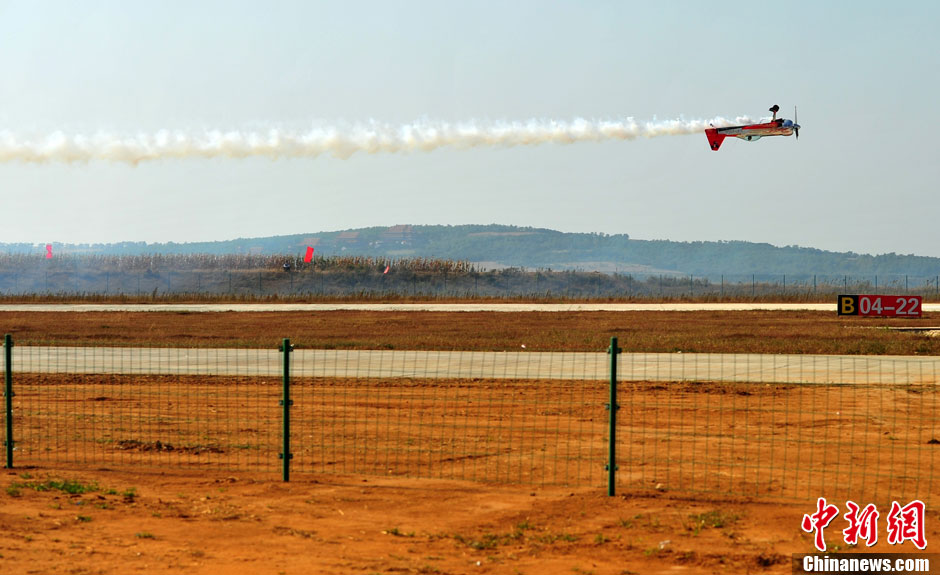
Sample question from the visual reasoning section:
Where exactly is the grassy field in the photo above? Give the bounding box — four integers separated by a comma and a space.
1, 309, 938, 354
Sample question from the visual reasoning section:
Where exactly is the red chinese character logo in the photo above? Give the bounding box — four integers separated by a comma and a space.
887, 500, 927, 549
843, 501, 879, 546
802, 497, 840, 552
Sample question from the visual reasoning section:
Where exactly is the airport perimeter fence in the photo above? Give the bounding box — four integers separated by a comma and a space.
2, 267, 940, 300
3, 334, 940, 505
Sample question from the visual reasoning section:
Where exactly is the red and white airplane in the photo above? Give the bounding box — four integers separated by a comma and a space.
705, 105, 800, 151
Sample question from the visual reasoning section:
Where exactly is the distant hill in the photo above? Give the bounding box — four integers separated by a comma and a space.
3, 224, 939, 277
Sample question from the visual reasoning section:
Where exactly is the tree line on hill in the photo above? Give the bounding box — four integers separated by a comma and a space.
2, 224, 939, 277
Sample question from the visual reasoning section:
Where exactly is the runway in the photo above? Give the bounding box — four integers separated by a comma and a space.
8, 346, 940, 385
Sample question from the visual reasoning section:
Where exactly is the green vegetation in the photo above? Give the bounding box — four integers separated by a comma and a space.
454, 532, 519, 550
534, 532, 579, 544
5, 477, 140, 508
10, 478, 100, 495
687, 509, 740, 535
452, 524, 551, 550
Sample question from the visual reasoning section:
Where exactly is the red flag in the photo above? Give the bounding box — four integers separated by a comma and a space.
304, 246, 314, 263
383, 264, 390, 274
45, 244, 53, 259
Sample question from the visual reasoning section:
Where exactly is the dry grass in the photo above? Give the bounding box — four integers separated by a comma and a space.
1, 310, 938, 354
4, 253, 935, 301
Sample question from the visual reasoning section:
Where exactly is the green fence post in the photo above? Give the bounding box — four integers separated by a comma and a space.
606, 337, 621, 496
4, 334, 13, 468
279, 338, 293, 481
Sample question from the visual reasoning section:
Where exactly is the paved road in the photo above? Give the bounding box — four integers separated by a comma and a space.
7, 346, 939, 385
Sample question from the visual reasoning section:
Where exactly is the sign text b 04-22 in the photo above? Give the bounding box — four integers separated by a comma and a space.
838, 295, 923, 318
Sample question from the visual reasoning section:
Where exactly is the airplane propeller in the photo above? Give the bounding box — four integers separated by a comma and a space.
794, 106, 799, 140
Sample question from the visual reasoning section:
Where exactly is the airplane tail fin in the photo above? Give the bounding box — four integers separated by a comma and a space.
705, 128, 725, 151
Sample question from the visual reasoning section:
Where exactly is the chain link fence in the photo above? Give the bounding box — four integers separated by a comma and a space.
3, 336, 939, 505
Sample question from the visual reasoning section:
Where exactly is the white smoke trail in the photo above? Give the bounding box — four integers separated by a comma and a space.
0, 116, 751, 164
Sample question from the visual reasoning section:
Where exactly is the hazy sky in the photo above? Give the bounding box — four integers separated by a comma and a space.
1, 1, 938, 256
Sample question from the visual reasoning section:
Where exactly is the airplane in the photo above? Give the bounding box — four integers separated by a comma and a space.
705, 105, 800, 151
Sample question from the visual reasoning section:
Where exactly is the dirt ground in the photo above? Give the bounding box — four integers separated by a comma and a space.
2, 310, 939, 573
0, 466, 898, 575
7, 375, 939, 502
3, 375, 939, 573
